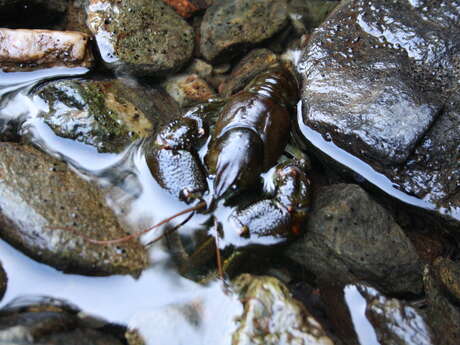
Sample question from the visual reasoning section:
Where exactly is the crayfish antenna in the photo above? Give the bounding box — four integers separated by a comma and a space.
213, 217, 224, 280
48, 201, 206, 245
145, 212, 194, 247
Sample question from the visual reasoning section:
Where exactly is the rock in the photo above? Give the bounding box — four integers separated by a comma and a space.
0, 0, 68, 29
220, 48, 279, 97
65, 0, 91, 34
285, 184, 423, 295
200, 0, 289, 63
432, 257, 460, 304
161, 0, 211, 18
287, 0, 339, 35
0, 262, 6, 301
0, 143, 148, 276
86, 0, 194, 76
36, 78, 179, 153
424, 264, 460, 345
232, 274, 336, 345
163, 73, 216, 108
297, 0, 460, 228
0, 296, 125, 345
185, 59, 214, 78
0, 29, 93, 72
356, 284, 434, 345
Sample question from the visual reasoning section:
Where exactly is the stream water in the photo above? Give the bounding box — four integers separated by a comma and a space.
0, 67, 388, 344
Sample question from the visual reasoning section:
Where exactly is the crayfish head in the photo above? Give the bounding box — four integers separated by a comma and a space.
205, 129, 264, 200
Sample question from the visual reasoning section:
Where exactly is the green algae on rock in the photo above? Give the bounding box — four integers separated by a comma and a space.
86, 0, 194, 76
36, 78, 178, 153
0, 143, 148, 277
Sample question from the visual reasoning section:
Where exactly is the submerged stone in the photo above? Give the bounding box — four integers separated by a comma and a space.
0, 29, 93, 72
0, 297, 125, 345
36, 78, 179, 153
298, 0, 460, 228
200, 0, 289, 63
86, 0, 194, 76
285, 184, 423, 296
232, 274, 336, 345
0, 143, 148, 276
356, 284, 434, 345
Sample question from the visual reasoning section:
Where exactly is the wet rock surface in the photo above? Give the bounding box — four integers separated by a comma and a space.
200, 0, 289, 63
0, 297, 125, 345
424, 264, 460, 345
0, 143, 148, 276
286, 184, 423, 295
357, 284, 434, 345
432, 257, 460, 304
86, 0, 194, 76
232, 274, 335, 345
36, 77, 179, 153
0, 29, 93, 72
298, 0, 460, 227
0, 263, 6, 301
163, 73, 216, 108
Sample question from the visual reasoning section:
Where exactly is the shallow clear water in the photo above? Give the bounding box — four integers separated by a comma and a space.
0, 66, 398, 345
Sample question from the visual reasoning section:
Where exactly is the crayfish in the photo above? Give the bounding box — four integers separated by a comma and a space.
146, 64, 311, 243
86, 63, 312, 275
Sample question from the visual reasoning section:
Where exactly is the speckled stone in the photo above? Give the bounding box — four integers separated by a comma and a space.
200, 0, 289, 63
86, 0, 194, 76
0, 143, 148, 276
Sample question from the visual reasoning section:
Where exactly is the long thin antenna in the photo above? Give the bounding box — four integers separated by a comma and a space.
145, 212, 194, 247
214, 217, 224, 280
48, 201, 206, 245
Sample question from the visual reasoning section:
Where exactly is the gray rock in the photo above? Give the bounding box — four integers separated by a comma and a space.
200, 0, 289, 63
356, 284, 434, 345
0, 143, 148, 276
298, 0, 460, 228
285, 184, 422, 295
220, 48, 279, 97
424, 264, 460, 345
232, 274, 336, 345
64, 0, 91, 34
0, 296, 125, 345
36, 78, 179, 153
0, 263, 6, 301
86, 0, 194, 76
